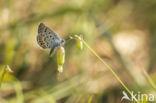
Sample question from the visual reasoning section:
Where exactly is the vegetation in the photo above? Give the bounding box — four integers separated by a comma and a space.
0, 0, 156, 103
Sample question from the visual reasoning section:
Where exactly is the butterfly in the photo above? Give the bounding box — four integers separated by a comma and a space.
36, 23, 65, 56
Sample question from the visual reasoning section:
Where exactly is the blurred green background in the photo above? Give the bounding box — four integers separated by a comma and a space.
0, 0, 156, 103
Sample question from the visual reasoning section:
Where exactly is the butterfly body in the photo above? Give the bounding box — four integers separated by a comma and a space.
37, 23, 65, 56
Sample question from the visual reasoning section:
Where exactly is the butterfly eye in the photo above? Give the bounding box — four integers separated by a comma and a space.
61, 40, 65, 43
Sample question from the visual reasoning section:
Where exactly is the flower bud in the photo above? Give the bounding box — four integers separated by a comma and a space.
56, 46, 65, 72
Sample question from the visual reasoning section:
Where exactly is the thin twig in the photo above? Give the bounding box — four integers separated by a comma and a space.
0, 66, 7, 88
81, 39, 139, 103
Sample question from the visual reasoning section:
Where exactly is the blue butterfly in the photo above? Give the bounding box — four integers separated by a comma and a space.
36, 23, 65, 56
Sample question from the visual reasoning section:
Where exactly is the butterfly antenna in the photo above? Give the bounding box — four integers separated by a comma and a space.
63, 36, 73, 45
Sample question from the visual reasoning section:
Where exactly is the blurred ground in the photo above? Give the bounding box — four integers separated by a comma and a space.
0, 0, 156, 103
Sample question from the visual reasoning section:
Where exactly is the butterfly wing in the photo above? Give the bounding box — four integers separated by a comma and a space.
37, 23, 61, 48
37, 23, 65, 55
37, 23, 49, 49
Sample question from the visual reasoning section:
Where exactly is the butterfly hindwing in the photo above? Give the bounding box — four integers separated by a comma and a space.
37, 23, 48, 49
38, 23, 45, 34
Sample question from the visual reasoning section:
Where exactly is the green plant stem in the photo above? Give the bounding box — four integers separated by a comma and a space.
142, 68, 156, 91
136, 61, 156, 91
0, 66, 7, 88
82, 40, 139, 103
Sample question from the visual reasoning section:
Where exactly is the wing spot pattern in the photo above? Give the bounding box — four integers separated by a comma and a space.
38, 35, 46, 48
44, 28, 47, 32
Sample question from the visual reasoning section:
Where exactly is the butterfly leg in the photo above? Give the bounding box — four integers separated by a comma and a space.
49, 46, 56, 56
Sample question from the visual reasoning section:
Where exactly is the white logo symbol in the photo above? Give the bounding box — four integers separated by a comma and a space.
121, 91, 130, 101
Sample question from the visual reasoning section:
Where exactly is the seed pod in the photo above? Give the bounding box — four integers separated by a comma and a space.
57, 65, 63, 73
76, 40, 83, 50
75, 35, 83, 50
56, 46, 65, 72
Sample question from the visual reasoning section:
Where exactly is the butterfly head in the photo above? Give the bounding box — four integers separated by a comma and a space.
60, 39, 65, 45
